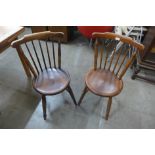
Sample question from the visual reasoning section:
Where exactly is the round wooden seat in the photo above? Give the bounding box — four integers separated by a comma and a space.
33, 68, 70, 95
11, 31, 77, 120
78, 32, 144, 120
85, 69, 123, 97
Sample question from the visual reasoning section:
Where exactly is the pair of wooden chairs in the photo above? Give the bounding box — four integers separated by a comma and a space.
11, 31, 144, 120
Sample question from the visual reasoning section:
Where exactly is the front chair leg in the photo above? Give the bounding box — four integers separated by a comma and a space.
42, 95, 47, 120
66, 85, 77, 106
78, 85, 88, 106
105, 97, 112, 120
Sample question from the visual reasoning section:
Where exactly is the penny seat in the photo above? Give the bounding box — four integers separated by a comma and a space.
85, 69, 123, 97
33, 68, 70, 95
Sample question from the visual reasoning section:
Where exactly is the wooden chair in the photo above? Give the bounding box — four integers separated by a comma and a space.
78, 32, 144, 120
11, 31, 77, 120
131, 26, 155, 83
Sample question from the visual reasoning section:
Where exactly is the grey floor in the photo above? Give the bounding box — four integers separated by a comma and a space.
0, 28, 155, 129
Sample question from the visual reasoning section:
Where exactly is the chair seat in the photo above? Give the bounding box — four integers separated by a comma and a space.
85, 69, 123, 97
33, 68, 70, 95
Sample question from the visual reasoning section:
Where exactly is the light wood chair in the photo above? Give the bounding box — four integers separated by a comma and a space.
11, 31, 77, 120
78, 32, 144, 120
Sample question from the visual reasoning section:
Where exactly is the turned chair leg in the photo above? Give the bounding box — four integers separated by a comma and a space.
78, 85, 88, 106
105, 97, 112, 120
66, 85, 77, 105
42, 95, 47, 120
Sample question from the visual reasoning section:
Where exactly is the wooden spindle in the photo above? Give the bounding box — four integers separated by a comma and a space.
25, 43, 39, 74
108, 47, 116, 71
94, 39, 99, 70
39, 40, 47, 70
103, 39, 113, 70
112, 44, 124, 73
31, 41, 43, 72
99, 46, 104, 69
119, 52, 136, 79
58, 40, 61, 69
115, 45, 130, 76
108, 40, 118, 71
52, 41, 56, 68
45, 41, 52, 68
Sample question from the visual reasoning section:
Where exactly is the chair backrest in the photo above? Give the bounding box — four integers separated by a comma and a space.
11, 31, 64, 78
92, 32, 144, 80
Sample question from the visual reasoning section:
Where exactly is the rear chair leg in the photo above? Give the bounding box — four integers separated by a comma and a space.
42, 95, 47, 120
78, 85, 88, 106
105, 97, 112, 120
131, 66, 141, 80
66, 85, 77, 106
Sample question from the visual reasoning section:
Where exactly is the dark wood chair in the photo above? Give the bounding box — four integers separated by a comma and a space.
131, 26, 155, 83
78, 32, 144, 120
11, 31, 77, 120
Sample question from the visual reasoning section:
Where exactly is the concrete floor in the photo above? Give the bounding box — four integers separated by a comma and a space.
0, 28, 155, 129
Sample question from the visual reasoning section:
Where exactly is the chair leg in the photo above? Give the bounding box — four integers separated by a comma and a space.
66, 85, 77, 105
105, 97, 112, 120
42, 95, 47, 120
131, 66, 141, 80
78, 85, 88, 106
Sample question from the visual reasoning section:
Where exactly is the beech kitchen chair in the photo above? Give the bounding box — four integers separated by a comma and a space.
78, 32, 144, 120
11, 31, 77, 120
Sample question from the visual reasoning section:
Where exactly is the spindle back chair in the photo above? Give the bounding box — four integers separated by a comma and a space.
11, 31, 77, 120
78, 32, 144, 120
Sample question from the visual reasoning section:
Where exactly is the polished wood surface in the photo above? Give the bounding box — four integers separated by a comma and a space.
33, 68, 70, 95
78, 32, 144, 120
85, 69, 123, 97
12, 31, 64, 47
11, 31, 77, 120
31, 26, 70, 42
0, 26, 24, 53
92, 32, 144, 51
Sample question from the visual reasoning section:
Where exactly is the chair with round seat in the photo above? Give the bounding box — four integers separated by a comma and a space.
78, 32, 144, 120
11, 31, 77, 120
